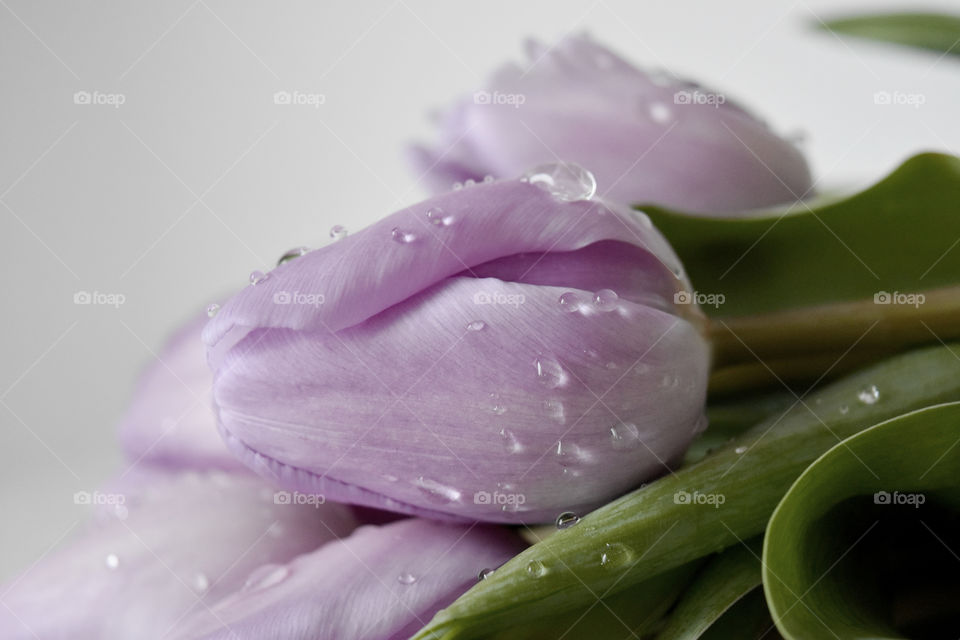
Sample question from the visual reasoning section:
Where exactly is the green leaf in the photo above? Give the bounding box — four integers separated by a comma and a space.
763, 402, 960, 639
698, 589, 778, 640
642, 153, 960, 318
655, 539, 762, 639
412, 344, 960, 640
821, 13, 960, 57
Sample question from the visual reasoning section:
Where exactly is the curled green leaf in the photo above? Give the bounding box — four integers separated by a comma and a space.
821, 12, 960, 57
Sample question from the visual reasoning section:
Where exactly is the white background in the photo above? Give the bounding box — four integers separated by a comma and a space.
1, 0, 959, 579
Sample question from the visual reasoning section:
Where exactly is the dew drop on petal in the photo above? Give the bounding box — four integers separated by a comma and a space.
466, 320, 486, 332
526, 560, 548, 578
556, 512, 580, 530
329, 225, 348, 240
610, 423, 640, 449
594, 289, 619, 312
543, 399, 566, 424
416, 476, 462, 505
522, 163, 597, 202
478, 568, 495, 581
249, 270, 268, 285
277, 246, 309, 266
426, 207, 454, 226
452, 182, 464, 191
535, 357, 566, 388
397, 572, 417, 585
483, 175, 495, 184
499, 427, 523, 454
105, 554, 119, 570
244, 564, 290, 591
857, 385, 880, 405
464, 179, 476, 188
391, 227, 416, 244
489, 393, 507, 415
600, 542, 634, 568
558, 291, 583, 313
206, 303, 220, 318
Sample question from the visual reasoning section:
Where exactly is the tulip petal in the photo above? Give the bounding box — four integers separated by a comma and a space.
118, 311, 246, 472
411, 35, 813, 214
0, 469, 357, 640
212, 275, 708, 523
173, 519, 525, 640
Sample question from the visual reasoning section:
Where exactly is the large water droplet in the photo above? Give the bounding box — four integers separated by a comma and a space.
600, 542, 634, 568
416, 476, 462, 505
526, 560, 548, 578
391, 227, 416, 244
610, 422, 641, 449
397, 572, 417, 585
329, 225, 348, 240
478, 568, 495, 581
522, 163, 597, 202
466, 320, 486, 332
499, 427, 523, 454
558, 291, 584, 313
857, 385, 880, 405
206, 303, 220, 318
535, 357, 567, 388
594, 289, 619, 312
249, 270, 268, 285
426, 207, 454, 226
556, 512, 580, 530
277, 246, 309, 266
105, 554, 120, 570
244, 564, 290, 591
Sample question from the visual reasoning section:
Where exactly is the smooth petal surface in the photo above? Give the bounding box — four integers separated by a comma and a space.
0, 469, 357, 640
205, 178, 709, 523
174, 519, 526, 640
119, 310, 245, 472
410, 35, 813, 214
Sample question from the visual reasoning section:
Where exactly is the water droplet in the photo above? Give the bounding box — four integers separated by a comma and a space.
857, 385, 880, 405
734, 445, 748, 455
556, 440, 593, 466
543, 399, 566, 424
206, 303, 220, 318
535, 357, 567, 388
489, 393, 507, 415
526, 560, 548, 578
839, 405, 849, 415
397, 572, 417, 585
661, 374, 680, 389
330, 225, 348, 240
452, 182, 464, 191
105, 554, 120, 570
391, 227, 416, 244
600, 542, 634, 568
478, 568, 495, 581
381, 473, 399, 483
556, 512, 580, 529
416, 476, 462, 505
277, 246, 309, 266
193, 572, 210, 592
483, 175, 495, 184
426, 207, 454, 226
466, 320, 486, 332
610, 423, 641, 449
244, 564, 289, 591
522, 163, 597, 202
648, 101, 673, 124
499, 427, 523, 453
464, 179, 476, 188
249, 270, 268, 285
594, 289, 619, 312
558, 291, 584, 313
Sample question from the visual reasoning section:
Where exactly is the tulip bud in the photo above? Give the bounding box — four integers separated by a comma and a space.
173, 519, 526, 639
409, 35, 812, 214
0, 469, 357, 639
204, 173, 710, 523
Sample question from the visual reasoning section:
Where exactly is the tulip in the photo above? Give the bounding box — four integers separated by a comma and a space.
118, 310, 247, 472
0, 469, 358, 640
409, 35, 812, 214
204, 173, 710, 523
173, 518, 526, 640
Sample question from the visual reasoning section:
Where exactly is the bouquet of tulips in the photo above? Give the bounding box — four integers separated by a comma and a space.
4, 20, 960, 640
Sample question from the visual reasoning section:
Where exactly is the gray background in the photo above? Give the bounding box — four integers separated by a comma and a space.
2, 0, 959, 579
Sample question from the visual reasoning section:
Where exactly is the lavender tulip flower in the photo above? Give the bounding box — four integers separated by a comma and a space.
118, 310, 247, 472
173, 519, 525, 640
204, 172, 710, 523
0, 469, 358, 640
409, 35, 812, 214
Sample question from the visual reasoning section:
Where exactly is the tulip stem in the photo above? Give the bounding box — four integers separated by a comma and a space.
706, 284, 960, 395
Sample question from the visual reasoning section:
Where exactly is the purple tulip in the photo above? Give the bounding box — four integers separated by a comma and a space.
118, 310, 248, 472
204, 175, 710, 523
409, 35, 812, 214
0, 469, 358, 640
173, 518, 525, 640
